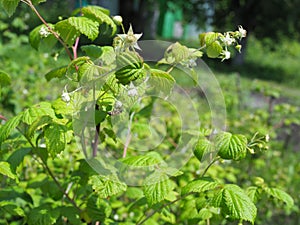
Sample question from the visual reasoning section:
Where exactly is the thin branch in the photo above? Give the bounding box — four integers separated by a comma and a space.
201, 156, 220, 177
123, 112, 135, 158
21, 0, 73, 60
0, 114, 7, 121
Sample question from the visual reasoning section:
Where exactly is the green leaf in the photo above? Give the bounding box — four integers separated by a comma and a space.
0, 70, 11, 86
143, 172, 174, 206
181, 178, 219, 195
121, 153, 163, 167
0, 0, 20, 17
247, 186, 261, 203
0, 113, 22, 143
82, 6, 117, 36
0, 201, 25, 217
89, 174, 127, 198
81, 44, 103, 59
78, 62, 109, 83
22, 102, 56, 125
44, 123, 66, 158
59, 206, 81, 225
213, 184, 257, 223
27, 115, 53, 138
86, 195, 112, 221
29, 24, 57, 51
194, 138, 214, 161
216, 132, 247, 160
7, 148, 31, 172
265, 187, 294, 208
115, 51, 145, 85
149, 69, 175, 95
27, 206, 59, 225
206, 41, 222, 58
68, 17, 99, 41
0, 161, 17, 180
45, 66, 68, 81
55, 20, 79, 46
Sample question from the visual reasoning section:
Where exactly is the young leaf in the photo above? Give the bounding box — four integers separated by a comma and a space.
82, 6, 117, 36
264, 187, 294, 208
0, 113, 23, 143
0, 0, 21, 17
213, 184, 257, 223
0, 70, 11, 86
81, 44, 103, 59
44, 123, 66, 158
181, 177, 219, 195
215, 132, 247, 160
55, 20, 79, 46
22, 102, 56, 125
193, 138, 214, 162
206, 41, 222, 58
68, 17, 99, 41
246, 186, 261, 203
148, 69, 175, 95
0, 161, 17, 180
45, 66, 68, 81
88, 174, 127, 198
143, 172, 174, 206
121, 153, 162, 167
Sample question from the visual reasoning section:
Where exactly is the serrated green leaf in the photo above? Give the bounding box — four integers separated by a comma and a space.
45, 66, 68, 81
68, 17, 99, 40
149, 69, 175, 95
44, 123, 66, 158
22, 102, 56, 125
78, 62, 109, 83
121, 153, 162, 167
86, 195, 112, 221
0, 70, 11, 86
194, 138, 214, 161
0, 0, 20, 17
59, 206, 81, 225
216, 132, 247, 160
213, 184, 257, 223
82, 6, 117, 36
7, 148, 31, 172
55, 19, 79, 46
0, 113, 23, 143
27, 116, 53, 138
89, 174, 127, 198
0, 161, 17, 180
247, 186, 261, 203
181, 178, 219, 195
265, 187, 294, 208
143, 172, 174, 206
206, 41, 222, 58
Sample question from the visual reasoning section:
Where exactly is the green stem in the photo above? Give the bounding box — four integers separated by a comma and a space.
201, 156, 220, 177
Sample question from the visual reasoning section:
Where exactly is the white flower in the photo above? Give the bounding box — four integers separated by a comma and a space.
61, 91, 70, 103
117, 24, 143, 50
265, 134, 270, 142
39, 26, 50, 38
114, 100, 123, 109
127, 83, 138, 97
238, 25, 247, 38
222, 33, 235, 46
221, 50, 231, 61
113, 15, 123, 25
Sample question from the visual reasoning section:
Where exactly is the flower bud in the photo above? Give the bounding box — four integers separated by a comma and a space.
113, 15, 123, 25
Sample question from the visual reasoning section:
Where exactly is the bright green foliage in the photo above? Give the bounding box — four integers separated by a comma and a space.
0, 2, 295, 225
88, 174, 127, 198
0, 161, 17, 180
143, 171, 174, 206
181, 177, 219, 195
213, 184, 257, 223
216, 132, 248, 160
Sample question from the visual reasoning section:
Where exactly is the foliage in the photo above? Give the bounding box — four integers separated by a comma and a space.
0, 1, 296, 225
